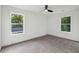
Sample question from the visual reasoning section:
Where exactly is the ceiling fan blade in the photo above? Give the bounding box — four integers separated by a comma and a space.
48, 10, 53, 12
45, 5, 48, 9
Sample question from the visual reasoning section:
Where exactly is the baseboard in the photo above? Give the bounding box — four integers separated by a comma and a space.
2, 34, 48, 48
2, 34, 79, 49
47, 34, 79, 43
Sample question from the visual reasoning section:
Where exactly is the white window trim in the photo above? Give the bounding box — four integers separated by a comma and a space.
10, 12, 25, 35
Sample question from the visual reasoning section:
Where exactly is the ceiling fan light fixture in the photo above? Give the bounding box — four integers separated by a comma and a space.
45, 9, 48, 12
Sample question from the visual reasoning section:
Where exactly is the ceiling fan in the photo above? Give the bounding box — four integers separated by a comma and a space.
44, 5, 53, 12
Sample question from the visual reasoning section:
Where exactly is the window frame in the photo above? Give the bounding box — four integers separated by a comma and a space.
61, 16, 71, 32
10, 12, 25, 35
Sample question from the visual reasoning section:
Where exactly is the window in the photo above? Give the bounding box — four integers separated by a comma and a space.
61, 16, 71, 32
11, 13, 24, 34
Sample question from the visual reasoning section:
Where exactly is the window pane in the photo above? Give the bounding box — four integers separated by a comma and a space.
61, 16, 71, 24
12, 24, 23, 33
11, 13, 23, 34
61, 25, 70, 32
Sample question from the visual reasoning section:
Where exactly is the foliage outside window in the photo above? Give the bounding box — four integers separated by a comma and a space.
11, 13, 23, 34
61, 16, 71, 32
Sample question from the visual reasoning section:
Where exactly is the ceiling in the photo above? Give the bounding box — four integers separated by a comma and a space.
10, 5, 79, 14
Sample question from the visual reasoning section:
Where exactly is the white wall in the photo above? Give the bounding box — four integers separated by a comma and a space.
48, 9, 79, 41
0, 6, 1, 49
1, 6, 47, 46
1, 5, 79, 46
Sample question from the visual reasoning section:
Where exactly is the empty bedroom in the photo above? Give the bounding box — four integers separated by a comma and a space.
0, 5, 79, 53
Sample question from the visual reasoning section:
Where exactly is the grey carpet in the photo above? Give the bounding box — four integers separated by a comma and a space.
1, 35, 79, 53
